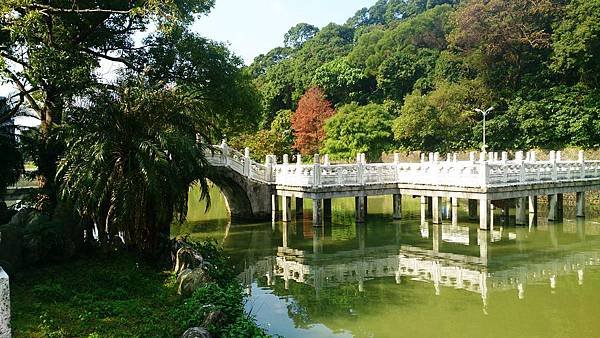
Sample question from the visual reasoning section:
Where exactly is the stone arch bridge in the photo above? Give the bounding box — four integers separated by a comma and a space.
205, 141, 600, 227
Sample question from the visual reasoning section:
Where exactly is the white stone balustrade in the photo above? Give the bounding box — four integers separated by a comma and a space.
205, 143, 600, 189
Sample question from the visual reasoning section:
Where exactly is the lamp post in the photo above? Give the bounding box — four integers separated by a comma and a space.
475, 107, 494, 152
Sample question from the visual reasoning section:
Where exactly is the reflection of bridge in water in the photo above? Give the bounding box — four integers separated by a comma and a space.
239, 221, 600, 312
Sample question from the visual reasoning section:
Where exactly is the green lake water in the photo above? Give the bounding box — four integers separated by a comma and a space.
172, 185, 600, 338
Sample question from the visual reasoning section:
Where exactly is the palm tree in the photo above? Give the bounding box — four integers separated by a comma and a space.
57, 78, 212, 256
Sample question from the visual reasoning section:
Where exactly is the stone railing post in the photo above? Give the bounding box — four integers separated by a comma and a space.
579, 150, 585, 179
0, 267, 9, 337
469, 151, 476, 163
480, 151, 488, 188
516, 151, 525, 182
323, 154, 330, 166
265, 155, 274, 182
243, 147, 250, 176
550, 150, 557, 181
453, 153, 458, 162
313, 154, 321, 187
420, 153, 425, 163
394, 152, 400, 181
357, 153, 364, 185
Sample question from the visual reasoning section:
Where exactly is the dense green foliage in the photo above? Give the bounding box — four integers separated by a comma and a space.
1, 1, 260, 255
12, 242, 267, 337
250, 0, 600, 156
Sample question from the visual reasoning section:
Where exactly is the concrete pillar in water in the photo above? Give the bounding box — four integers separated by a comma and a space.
479, 197, 490, 229
282, 196, 292, 222
427, 196, 433, 217
548, 194, 563, 222
312, 198, 323, 227
393, 194, 402, 219
282, 222, 289, 248
451, 197, 459, 226
479, 229, 489, 263
420, 196, 427, 224
355, 196, 367, 223
468, 199, 478, 220
516, 197, 527, 225
323, 198, 332, 221
445, 198, 452, 220
576, 192, 585, 218
432, 196, 442, 224
529, 196, 537, 214
0, 267, 9, 338
295, 197, 304, 217
271, 194, 279, 222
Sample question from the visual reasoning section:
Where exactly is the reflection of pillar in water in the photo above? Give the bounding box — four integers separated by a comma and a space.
282, 222, 289, 248
395, 221, 402, 245
479, 229, 489, 262
548, 222, 559, 248
480, 271, 488, 315
433, 223, 441, 253
578, 269, 584, 286
529, 213, 537, 232
576, 217, 586, 241
432, 261, 441, 296
550, 275, 557, 291
357, 222, 366, 252
516, 226, 527, 252
395, 270, 401, 284
517, 282, 525, 300
313, 227, 324, 255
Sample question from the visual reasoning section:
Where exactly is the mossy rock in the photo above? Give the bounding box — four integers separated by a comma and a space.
0, 224, 24, 275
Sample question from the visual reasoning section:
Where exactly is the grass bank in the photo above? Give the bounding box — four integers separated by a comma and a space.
11, 243, 268, 337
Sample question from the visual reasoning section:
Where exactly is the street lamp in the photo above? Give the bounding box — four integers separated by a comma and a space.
475, 107, 494, 152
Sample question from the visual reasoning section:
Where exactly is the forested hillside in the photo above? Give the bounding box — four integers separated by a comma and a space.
238, 0, 600, 161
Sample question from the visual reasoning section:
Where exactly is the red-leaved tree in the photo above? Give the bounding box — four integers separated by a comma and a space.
291, 87, 336, 155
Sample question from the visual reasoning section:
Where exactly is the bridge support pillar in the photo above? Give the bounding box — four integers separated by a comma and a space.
529, 196, 537, 214
355, 196, 367, 223
295, 197, 304, 218
468, 199, 478, 220
432, 196, 442, 224
312, 198, 323, 226
282, 196, 292, 222
548, 194, 563, 222
427, 196, 433, 217
445, 198, 452, 220
393, 194, 402, 219
479, 198, 490, 229
420, 196, 427, 224
451, 197, 459, 226
271, 195, 279, 222
323, 199, 332, 221
516, 197, 527, 225
576, 192, 585, 217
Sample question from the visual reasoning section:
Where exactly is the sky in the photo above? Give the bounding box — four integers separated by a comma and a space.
1, 0, 376, 110
192, 0, 376, 64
